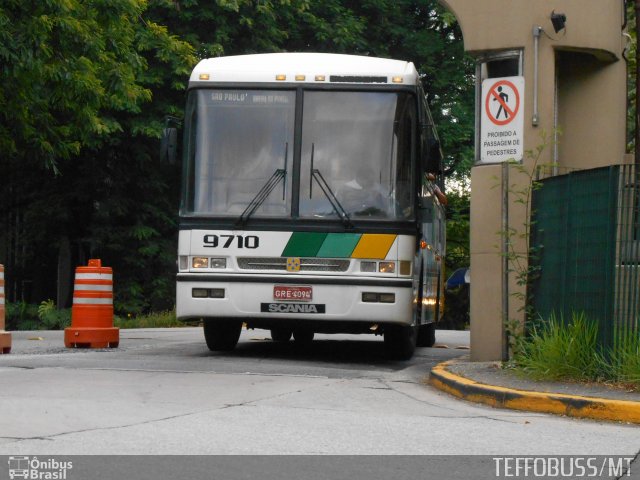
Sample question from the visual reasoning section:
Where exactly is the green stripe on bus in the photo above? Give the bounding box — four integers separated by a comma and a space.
316, 233, 362, 258
282, 232, 327, 257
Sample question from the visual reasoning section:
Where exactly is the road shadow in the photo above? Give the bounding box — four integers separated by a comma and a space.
234, 337, 389, 365
190, 335, 465, 370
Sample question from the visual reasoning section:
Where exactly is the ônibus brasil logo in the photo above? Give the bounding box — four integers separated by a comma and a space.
8, 456, 73, 480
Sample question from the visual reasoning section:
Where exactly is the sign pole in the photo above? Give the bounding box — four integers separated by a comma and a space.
501, 162, 509, 362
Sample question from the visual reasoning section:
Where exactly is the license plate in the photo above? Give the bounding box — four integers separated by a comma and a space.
273, 285, 312, 302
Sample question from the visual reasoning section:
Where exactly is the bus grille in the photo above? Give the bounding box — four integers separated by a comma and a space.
237, 257, 350, 272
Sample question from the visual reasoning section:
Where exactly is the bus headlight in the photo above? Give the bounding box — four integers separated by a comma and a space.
192, 257, 209, 268
210, 258, 227, 269
360, 261, 376, 272
378, 261, 395, 273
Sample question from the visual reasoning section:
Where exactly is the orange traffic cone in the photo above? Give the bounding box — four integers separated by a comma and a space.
64, 259, 119, 348
0, 264, 11, 354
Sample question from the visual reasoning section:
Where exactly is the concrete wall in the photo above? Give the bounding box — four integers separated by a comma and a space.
439, 0, 628, 360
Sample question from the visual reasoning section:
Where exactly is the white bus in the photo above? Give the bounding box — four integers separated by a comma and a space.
173, 53, 446, 359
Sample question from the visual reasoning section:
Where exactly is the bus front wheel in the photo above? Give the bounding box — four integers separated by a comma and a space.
384, 325, 417, 360
203, 319, 242, 351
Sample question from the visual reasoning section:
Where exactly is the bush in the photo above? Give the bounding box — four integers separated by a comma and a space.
37, 299, 71, 330
5, 301, 40, 330
511, 311, 640, 390
512, 312, 603, 382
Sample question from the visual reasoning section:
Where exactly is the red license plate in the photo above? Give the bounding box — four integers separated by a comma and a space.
273, 285, 313, 302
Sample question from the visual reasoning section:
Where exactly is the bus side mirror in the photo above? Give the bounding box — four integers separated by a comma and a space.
420, 123, 442, 174
426, 139, 442, 174
160, 127, 178, 165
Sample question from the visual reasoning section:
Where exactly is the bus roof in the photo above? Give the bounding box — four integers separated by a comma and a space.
190, 53, 419, 86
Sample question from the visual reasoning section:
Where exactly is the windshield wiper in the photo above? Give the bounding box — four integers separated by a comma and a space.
237, 143, 288, 226
310, 143, 353, 228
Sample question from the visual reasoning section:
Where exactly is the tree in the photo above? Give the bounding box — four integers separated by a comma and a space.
0, 0, 195, 311
2, 0, 149, 169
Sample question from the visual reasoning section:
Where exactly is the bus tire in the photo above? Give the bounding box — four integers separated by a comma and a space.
203, 319, 242, 351
293, 328, 314, 344
271, 328, 292, 342
416, 322, 436, 347
384, 325, 417, 360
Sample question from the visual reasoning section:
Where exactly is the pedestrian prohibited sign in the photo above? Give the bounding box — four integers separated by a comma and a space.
480, 76, 524, 164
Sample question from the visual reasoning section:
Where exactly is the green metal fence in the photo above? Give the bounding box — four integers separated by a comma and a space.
529, 165, 640, 349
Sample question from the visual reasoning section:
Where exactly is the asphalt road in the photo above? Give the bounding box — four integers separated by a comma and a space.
0, 328, 638, 479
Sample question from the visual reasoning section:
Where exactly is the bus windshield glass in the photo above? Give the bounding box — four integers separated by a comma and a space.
182, 89, 295, 217
300, 91, 414, 220
182, 89, 415, 221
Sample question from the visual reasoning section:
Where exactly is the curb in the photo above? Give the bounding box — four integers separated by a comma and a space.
429, 359, 640, 424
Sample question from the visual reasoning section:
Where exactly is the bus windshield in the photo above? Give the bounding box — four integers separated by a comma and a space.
182, 89, 295, 217
181, 89, 415, 221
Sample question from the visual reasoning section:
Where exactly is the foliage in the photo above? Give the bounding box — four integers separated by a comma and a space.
511, 312, 603, 382
493, 132, 556, 354
113, 309, 183, 329
441, 186, 470, 330
510, 312, 640, 390
5, 302, 39, 331
5, 301, 69, 330
6, 302, 183, 330
37, 299, 71, 330
444, 187, 470, 273
0, 0, 195, 314
1, 0, 151, 170
609, 329, 640, 384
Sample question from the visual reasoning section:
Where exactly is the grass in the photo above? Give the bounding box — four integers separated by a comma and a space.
609, 331, 640, 385
6, 301, 189, 330
510, 311, 640, 391
114, 310, 184, 329
512, 312, 602, 382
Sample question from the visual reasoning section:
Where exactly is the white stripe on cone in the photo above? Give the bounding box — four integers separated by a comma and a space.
74, 284, 112, 292
75, 273, 112, 281
73, 298, 113, 305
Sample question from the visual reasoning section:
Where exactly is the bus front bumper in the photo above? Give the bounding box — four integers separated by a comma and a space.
176, 273, 414, 326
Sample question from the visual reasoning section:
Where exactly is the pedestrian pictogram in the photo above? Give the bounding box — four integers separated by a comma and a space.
480, 76, 525, 164
485, 79, 520, 126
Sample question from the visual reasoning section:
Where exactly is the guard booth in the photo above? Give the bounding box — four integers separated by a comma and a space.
439, 0, 628, 360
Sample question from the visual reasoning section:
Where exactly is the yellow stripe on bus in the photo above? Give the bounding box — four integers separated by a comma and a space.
351, 234, 396, 259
